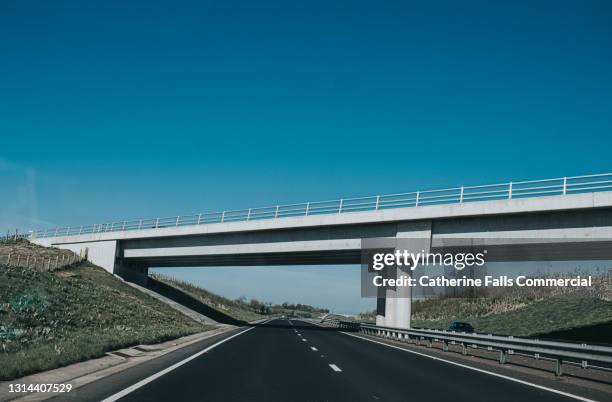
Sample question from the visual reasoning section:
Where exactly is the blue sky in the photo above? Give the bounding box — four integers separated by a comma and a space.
1, 1, 611, 313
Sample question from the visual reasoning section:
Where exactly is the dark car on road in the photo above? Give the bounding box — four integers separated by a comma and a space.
447, 321, 474, 333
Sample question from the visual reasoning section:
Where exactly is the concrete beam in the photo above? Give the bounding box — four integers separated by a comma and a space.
33, 191, 612, 245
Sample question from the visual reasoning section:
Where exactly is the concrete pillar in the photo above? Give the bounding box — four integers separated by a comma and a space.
393, 265, 412, 328
375, 286, 386, 325
384, 289, 396, 327
378, 221, 432, 330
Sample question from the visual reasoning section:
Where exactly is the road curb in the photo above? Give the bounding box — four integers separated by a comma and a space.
0, 325, 237, 402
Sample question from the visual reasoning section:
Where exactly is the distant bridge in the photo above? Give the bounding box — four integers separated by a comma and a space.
30, 173, 612, 329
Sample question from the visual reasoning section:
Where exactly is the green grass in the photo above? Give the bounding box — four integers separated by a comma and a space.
151, 273, 329, 321
411, 294, 612, 336
357, 273, 612, 338
151, 273, 267, 322
0, 263, 211, 380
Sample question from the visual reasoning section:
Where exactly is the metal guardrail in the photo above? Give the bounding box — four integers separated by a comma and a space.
321, 319, 612, 377
28, 172, 612, 239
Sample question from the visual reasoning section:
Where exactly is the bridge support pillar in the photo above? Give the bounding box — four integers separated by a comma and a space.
376, 286, 386, 325
379, 222, 432, 330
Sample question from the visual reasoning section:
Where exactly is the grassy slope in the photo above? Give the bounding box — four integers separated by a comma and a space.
151, 274, 328, 321
151, 274, 266, 322
358, 276, 612, 339
411, 294, 612, 336
0, 262, 210, 380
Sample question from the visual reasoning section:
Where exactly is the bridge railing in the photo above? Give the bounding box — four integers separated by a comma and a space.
30, 172, 612, 239
320, 319, 612, 377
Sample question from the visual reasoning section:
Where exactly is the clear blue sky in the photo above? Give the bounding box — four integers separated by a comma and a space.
2, 1, 611, 313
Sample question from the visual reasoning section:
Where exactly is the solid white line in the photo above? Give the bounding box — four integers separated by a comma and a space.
342, 332, 598, 402
329, 364, 342, 372
311, 347, 318, 351
101, 324, 263, 402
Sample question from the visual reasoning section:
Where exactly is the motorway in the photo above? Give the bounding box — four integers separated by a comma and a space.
54, 319, 599, 402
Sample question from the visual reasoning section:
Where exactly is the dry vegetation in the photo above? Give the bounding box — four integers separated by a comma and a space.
0, 240, 210, 380
360, 271, 612, 338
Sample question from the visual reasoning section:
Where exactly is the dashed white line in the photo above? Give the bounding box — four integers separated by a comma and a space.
311, 347, 318, 351
329, 364, 342, 372
298, 319, 597, 402
302, 338, 307, 342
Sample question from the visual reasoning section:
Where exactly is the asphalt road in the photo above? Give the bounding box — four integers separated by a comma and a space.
55, 319, 592, 402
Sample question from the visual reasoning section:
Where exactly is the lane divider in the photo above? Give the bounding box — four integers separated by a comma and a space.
342, 332, 598, 402
300, 319, 597, 402
329, 364, 342, 372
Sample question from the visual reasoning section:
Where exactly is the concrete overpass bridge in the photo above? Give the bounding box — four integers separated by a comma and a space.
30, 173, 612, 329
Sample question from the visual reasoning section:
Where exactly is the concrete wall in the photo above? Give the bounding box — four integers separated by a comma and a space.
56, 240, 117, 273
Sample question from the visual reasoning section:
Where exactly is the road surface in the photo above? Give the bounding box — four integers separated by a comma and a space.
55, 319, 597, 402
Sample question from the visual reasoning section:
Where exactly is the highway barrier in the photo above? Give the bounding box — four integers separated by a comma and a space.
320, 318, 612, 377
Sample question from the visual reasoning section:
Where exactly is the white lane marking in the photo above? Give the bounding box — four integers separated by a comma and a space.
302, 338, 307, 342
311, 347, 318, 351
329, 364, 342, 372
101, 322, 268, 402
342, 332, 598, 402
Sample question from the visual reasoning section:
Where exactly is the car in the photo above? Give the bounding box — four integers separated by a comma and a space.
447, 321, 474, 333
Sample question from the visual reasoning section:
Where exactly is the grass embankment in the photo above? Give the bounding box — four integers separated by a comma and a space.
0, 241, 210, 380
150, 273, 267, 322
0, 239, 77, 270
151, 273, 330, 321
360, 273, 612, 340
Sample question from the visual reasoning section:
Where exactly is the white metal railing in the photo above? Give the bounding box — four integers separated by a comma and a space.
27, 172, 612, 239
320, 319, 612, 377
